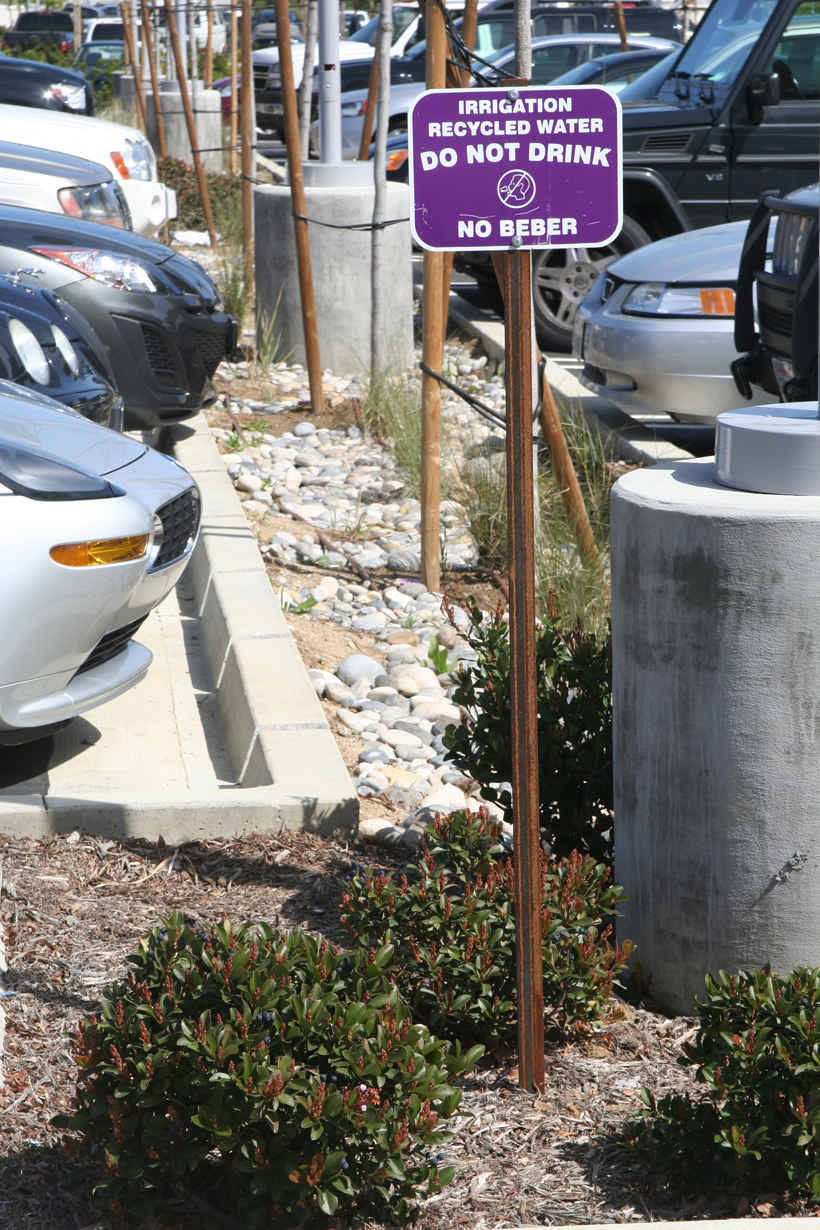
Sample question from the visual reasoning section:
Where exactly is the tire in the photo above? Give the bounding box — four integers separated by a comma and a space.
531, 214, 652, 351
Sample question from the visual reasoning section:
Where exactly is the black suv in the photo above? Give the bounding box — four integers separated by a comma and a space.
732, 185, 818, 404
460, 0, 820, 349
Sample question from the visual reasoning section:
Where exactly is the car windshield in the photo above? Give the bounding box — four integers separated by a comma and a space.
657, 0, 779, 103
619, 48, 681, 99
349, 6, 418, 45
553, 50, 668, 89
79, 43, 123, 64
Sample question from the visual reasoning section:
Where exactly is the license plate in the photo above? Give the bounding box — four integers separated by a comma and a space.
572, 313, 585, 360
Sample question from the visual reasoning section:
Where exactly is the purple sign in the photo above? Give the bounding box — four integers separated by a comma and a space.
408, 86, 622, 252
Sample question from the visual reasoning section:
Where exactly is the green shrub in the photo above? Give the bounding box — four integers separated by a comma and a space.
625, 965, 820, 1196
442, 597, 612, 861
54, 915, 481, 1226
157, 156, 242, 238
341, 808, 633, 1045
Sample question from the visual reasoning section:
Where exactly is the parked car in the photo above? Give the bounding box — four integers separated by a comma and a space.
0, 142, 130, 229
0, 104, 176, 236
2, 9, 78, 54
461, 0, 820, 348
573, 220, 779, 424
0, 205, 237, 432
482, 30, 675, 84
0, 273, 121, 427
344, 10, 369, 36
0, 387, 201, 744
548, 45, 678, 93
732, 185, 818, 404
150, 6, 228, 51
74, 40, 125, 90
0, 53, 93, 115
85, 17, 136, 43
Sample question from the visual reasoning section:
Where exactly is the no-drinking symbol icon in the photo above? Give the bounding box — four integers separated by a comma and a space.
497, 169, 536, 209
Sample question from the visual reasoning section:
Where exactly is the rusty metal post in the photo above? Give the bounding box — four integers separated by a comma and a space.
142, 0, 167, 157
274, 0, 324, 414
503, 251, 545, 1096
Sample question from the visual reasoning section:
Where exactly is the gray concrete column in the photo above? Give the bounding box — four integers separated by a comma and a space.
254, 180, 413, 373
145, 80, 223, 173
612, 458, 820, 1014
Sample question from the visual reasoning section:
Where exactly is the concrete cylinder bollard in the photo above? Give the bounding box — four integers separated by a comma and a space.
612, 457, 820, 1014
253, 180, 413, 374
145, 81, 223, 173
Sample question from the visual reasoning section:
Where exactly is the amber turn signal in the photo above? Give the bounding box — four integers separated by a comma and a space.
50, 535, 149, 567
699, 288, 735, 316
386, 150, 409, 173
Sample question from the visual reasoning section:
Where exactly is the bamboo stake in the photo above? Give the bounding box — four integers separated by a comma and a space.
120, 1, 148, 129
357, 20, 379, 161
539, 370, 598, 564
274, 0, 323, 414
420, 0, 447, 593
230, 3, 238, 173
141, 0, 166, 157
164, 0, 217, 246
204, 1, 213, 83
241, 0, 253, 278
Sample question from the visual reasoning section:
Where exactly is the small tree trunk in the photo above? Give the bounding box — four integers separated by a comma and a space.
370, 0, 392, 378
298, 0, 318, 161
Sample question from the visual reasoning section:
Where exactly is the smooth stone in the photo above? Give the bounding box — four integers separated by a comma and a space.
293, 421, 315, 436
395, 675, 420, 698
436, 625, 459, 649
395, 742, 427, 762
336, 655, 383, 688
442, 772, 473, 790
401, 785, 466, 827
386, 645, 417, 665
393, 720, 434, 745
402, 817, 429, 848
325, 679, 357, 707
399, 582, 427, 598
243, 500, 269, 516
398, 663, 440, 690
358, 748, 390, 765
350, 678, 372, 699
307, 668, 338, 698
388, 549, 420, 573
384, 630, 420, 646
382, 729, 422, 750
352, 613, 388, 633
360, 769, 389, 792
412, 702, 460, 724
387, 781, 429, 809
379, 705, 409, 722
373, 674, 393, 689
368, 686, 399, 702
236, 472, 263, 493
337, 710, 378, 734
381, 764, 426, 787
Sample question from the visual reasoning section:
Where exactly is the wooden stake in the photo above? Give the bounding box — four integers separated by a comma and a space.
204, 2, 213, 84
164, 0, 217, 246
142, 0, 167, 157
230, 2, 239, 174
120, 0, 148, 130
274, 0, 323, 414
539, 370, 598, 564
613, 0, 629, 51
357, 22, 379, 161
420, 0, 447, 593
241, 0, 253, 279
439, 0, 478, 328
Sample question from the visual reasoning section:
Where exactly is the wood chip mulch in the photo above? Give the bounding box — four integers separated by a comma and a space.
1, 831, 817, 1229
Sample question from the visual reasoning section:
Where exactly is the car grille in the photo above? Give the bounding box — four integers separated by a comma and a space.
600, 273, 621, 303
773, 210, 814, 278
758, 299, 793, 337
191, 325, 228, 378
150, 487, 201, 571
141, 325, 177, 377
73, 615, 147, 677
254, 67, 270, 89
640, 131, 692, 153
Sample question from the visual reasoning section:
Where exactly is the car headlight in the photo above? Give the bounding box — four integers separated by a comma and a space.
30, 248, 159, 293
622, 282, 736, 317
8, 318, 50, 385
0, 442, 122, 501
57, 182, 128, 229
51, 324, 80, 377
341, 100, 366, 117
110, 137, 156, 182
49, 81, 87, 111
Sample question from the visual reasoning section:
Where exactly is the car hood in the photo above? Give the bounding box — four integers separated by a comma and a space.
0, 55, 88, 87
0, 389, 145, 474
608, 221, 747, 285
0, 205, 176, 265
0, 141, 111, 187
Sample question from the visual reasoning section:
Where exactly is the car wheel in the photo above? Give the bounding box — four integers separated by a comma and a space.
531, 214, 651, 350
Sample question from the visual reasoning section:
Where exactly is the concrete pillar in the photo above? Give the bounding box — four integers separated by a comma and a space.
254, 179, 413, 373
612, 457, 820, 1014
144, 81, 223, 173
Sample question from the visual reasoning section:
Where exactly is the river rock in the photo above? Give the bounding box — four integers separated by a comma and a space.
388, 550, 420, 573
236, 472, 263, 493
337, 710, 378, 734
384, 630, 420, 646
382, 729, 422, 750
307, 668, 337, 698
325, 679, 357, 707
337, 654, 383, 687
436, 625, 459, 649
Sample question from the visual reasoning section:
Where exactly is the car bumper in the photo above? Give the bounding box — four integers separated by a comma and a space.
0, 447, 200, 731
574, 292, 779, 424
119, 181, 178, 236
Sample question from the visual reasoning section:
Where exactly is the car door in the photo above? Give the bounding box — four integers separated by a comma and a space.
729, 1, 820, 221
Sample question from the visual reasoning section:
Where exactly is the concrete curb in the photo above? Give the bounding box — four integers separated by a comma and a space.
168, 415, 358, 832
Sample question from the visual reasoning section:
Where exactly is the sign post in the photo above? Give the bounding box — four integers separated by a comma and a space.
409, 83, 622, 1095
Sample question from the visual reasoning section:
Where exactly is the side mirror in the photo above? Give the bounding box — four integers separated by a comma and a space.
746, 72, 781, 124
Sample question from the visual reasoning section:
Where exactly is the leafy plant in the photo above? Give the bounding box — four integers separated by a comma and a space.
341, 808, 632, 1045
625, 966, 820, 1197
256, 292, 291, 374
215, 252, 251, 330
442, 597, 612, 861
157, 156, 243, 239
54, 916, 481, 1225
426, 636, 452, 676
455, 453, 507, 572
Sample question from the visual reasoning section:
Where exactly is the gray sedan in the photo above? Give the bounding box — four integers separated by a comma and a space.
574, 222, 779, 424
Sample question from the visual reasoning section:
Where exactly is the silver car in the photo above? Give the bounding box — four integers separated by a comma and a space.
574, 222, 779, 424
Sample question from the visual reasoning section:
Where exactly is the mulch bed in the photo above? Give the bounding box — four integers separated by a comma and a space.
0, 831, 814, 1229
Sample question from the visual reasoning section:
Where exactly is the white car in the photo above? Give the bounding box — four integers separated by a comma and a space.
0, 142, 130, 228
0, 104, 176, 236
0, 387, 200, 743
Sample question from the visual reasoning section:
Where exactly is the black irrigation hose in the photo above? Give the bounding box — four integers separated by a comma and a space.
419, 358, 544, 433
292, 211, 410, 231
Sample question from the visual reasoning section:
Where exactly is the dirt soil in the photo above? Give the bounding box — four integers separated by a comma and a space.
1, 833, 817, 1230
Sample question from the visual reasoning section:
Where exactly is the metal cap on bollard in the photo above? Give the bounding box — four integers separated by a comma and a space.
715, 403, 820, 495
